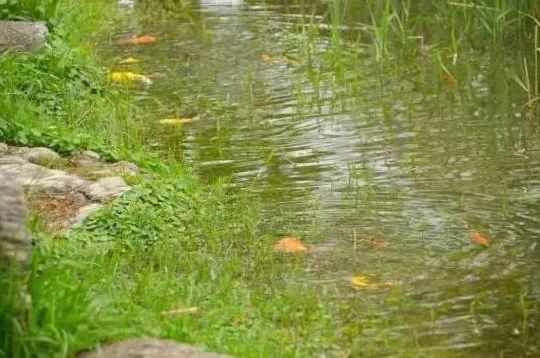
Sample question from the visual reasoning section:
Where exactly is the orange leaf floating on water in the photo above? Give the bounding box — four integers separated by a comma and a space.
469, 229, 490, 248
118, 35, 156, 45
273, 236, 307, 253
443, 74, 456, 85
371, 239, 389, 250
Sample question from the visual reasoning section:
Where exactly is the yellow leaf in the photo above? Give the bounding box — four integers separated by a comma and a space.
261, 52, 299, 65
159, 117, 200, 125
109, 72, 152, 85
161, 307, 200, 316
273, 236, 307, 253
118, 57, 141, 65
350, 275, 378, 289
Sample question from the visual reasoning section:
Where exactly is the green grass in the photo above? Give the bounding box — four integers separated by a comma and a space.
3, 178, 339, 357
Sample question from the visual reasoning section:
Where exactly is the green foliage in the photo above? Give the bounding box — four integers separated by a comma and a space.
0, 0, 60, 22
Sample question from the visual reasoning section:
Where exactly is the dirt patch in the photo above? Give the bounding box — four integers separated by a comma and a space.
26, 192, 88, 233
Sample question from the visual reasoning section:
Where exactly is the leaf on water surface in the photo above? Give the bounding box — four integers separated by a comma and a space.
469, 229, 490, 248
118, 57, 141, 64
159, 117, 200, 125
273, 236, 307, 253
371, 239, 389, 250
117, 35, 157, 45
109, 72, 152, 86
443, 74, 456, 85
350, 275, 378, 290
261, 52, 299, 65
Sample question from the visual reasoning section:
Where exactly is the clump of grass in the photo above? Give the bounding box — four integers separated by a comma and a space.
7, 178, 337, 357
0, 0, 61, 21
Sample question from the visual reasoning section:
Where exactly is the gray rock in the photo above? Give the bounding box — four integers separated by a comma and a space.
73, 150, 101, 166
72, 203, 102, 228
27, 147, 61, 164
77, 338, 228, 358
0, 155, 28, 165
1, 163, 87, 194
0, 172, 32, 314
84, 177, 130, 202
1, 163, 50, 186
0, 172, 31, 270
0, 143, 8, 155
0, 21, 48, 53
8, 146, 31, 159
34, 171, 88, 195
109, 161, 140, 175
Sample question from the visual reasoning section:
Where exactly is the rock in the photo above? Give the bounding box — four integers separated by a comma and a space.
73, 150, 101, 166
72, 203, 102, 228
77, 338, 228, 358
8, 146, 31, 159
1, 163, 50, 186
34, 170, 88, 195
1, 163, 87, 194
0, 155, 28, 165
27, 147, 61, 164
109, 161, 140, 175
0, 21, 48, 53
84, 177, 130, 202
0, 172, 32, 316
0, 143, 8, 155
0, 172, 31, 270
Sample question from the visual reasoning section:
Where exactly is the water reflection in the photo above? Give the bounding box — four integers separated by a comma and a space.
106, 0, 540, 354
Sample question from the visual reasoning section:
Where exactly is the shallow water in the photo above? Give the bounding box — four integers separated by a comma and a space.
105, 0, 540, 355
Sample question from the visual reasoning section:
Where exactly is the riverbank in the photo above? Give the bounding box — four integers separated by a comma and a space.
0, 2, 335, 357
2, 0, 540, 357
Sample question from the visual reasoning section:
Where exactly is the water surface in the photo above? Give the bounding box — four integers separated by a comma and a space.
104, 0, 540, 355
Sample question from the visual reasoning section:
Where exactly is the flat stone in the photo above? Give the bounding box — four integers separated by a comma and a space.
109, 161, 140, 175
0, 21, 48, 53
72, 203, 102, 228
84, 176, 130, 202
77, 338, 228, 358
8, 146, 31, 159
27, 147, 61, 164
0, 143, 8, 155
73, 150, 101, 166
34, 171, 88, 195
1, 164, 87, 194
0, 155, 28, 165
0, 163, 50, 186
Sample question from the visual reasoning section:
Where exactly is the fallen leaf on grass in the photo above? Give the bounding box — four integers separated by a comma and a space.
117, 35, 156, 45
161, 307, 200, 316
109, 71, 152, 86
118, 57, 141, 64
350, 275, 378, 290
469, 229, 490, 248
159, 117, 200, 125
261, 52, 299, 65
273, 236, 307, 253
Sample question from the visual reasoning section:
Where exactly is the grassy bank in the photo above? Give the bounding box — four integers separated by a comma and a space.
0, 1, 335, 357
